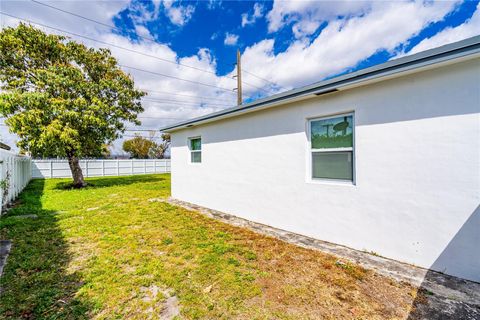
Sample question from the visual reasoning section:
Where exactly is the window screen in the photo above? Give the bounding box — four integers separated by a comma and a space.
189, 137, 201, 163
310, 114, 354, 181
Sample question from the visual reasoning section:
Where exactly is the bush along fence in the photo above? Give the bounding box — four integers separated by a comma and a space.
32, 159, 171, 179
0, 149, 32, 211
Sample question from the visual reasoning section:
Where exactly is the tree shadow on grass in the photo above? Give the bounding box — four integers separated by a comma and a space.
53, 173, 168, 190
0, 179, 94, 319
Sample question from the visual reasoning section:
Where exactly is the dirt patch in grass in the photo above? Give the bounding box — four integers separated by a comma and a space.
189, 218, 420, 320
0, 174, 422, 319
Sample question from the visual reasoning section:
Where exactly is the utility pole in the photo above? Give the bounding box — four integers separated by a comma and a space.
236, 49, 242, 106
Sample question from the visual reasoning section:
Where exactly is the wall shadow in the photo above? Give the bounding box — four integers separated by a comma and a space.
0, 179, 93, 319
407, 205, 480, 319
53, 174, 167, 190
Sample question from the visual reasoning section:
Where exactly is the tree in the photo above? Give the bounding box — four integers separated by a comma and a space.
101, 143, 112, 159
122, 135, 156, 159
123, 133, 170, 159
148, 133, 171, 159
161, 133, 171, 144
0, 24, 145, 187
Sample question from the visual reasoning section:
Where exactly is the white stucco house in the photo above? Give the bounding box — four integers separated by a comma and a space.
160, 36, 480, 283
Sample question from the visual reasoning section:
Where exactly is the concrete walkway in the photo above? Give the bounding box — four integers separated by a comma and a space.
167, 198, 480, 320
0, 240, 12, 294
0, 240, 11, 277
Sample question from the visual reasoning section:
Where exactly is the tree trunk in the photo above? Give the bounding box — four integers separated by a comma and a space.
67, 155, 86, 188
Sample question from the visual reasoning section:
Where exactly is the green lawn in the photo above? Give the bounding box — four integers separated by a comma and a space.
0, 174, 420, 319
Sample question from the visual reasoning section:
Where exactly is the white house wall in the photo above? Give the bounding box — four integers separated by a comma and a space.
170, 58, 480, 282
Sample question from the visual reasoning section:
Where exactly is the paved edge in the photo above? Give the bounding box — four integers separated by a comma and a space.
166, 198, 480, 307
0, 240, 12, 280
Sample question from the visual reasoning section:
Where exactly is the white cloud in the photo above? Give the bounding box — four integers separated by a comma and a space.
0, 0, 234, 154
134, 24, 152, 39
207, 0, 223, 11
241, 3, 264, 27
267, 0, 372, 38
406, 3, 480, 55
152, 0, 162, 13
242, 1, 461, 89
129, 1, 156, 23
162, 0, 195, 26
0, 0, 470, 156
224, 32, 239, 46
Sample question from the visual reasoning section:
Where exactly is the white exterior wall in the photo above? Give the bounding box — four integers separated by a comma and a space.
170, 58, 480, 282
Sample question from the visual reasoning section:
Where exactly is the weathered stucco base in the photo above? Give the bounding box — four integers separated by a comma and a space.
167, 197, 480, 319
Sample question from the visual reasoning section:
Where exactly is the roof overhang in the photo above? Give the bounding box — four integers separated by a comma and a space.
160, 35, 480, 133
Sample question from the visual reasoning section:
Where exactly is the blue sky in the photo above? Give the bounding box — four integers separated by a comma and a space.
112, 0, 479, 76
1, 0, 479, 154
114, 1, 276, 75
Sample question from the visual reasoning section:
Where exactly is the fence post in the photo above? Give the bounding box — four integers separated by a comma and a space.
0, 158, 3, 211
50, 160, 53, 178
117, 159, 119, 176
144, 159, 146, 174
15, 158, 19, 197
102, 160, 105, 176
13, 158, 16, 197
131, 160, 133, 175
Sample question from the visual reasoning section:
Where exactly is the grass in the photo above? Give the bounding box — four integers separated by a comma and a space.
0, 174, 421, 319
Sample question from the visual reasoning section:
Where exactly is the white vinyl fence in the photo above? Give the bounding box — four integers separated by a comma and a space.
32, 159, 171, 178
0, 149, 32, 210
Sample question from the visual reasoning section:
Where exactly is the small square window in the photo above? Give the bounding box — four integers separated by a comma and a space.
310, 114, 354, 181
189, 137, 201, 163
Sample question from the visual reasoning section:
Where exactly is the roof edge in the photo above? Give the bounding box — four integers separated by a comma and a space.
160, 35, 480, 133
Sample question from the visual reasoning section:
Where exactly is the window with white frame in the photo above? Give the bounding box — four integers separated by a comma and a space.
189, 137, 201, 163
310, 113, 354, 181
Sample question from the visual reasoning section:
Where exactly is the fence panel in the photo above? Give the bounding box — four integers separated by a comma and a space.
32, 159, 171, 179
0, 150, 32, 210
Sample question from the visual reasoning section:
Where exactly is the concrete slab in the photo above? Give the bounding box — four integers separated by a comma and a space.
167, 198, 480, 319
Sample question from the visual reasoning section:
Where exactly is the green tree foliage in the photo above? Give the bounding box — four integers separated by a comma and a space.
101, 143, 112, 159
148, 133, 171, 159
123, 135, 156, 159
123, 133, 170, 159
0, 24, 145, 187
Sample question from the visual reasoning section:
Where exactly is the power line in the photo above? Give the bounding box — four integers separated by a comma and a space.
0, 11, 235, 92
28, 1, 230, 79
120, 64, 234, 93
125, 129, 160, 132
1, 118, 183, 126
141, 89, 234, 103
243, 69, 285, 90
237, 74, 270, 93
142, 97, 234, 108
5, 8, 272, 95
142, 101, 224, 110
137, 116, 184, 120
0, 11, 236, 94
122, 136, 155, 139
30, 1, 159, 46
0, 124, 171, 129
